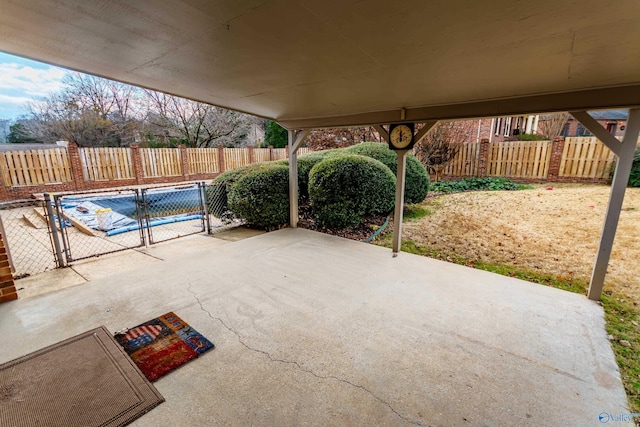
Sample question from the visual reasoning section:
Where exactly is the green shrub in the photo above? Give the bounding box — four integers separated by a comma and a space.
213, 162, 274, 187
515, 133, 548, 141
430, 177, 528, 193
211, 163, 280, 216
206, 182, 229, 218
227, 165, 290, 229
308, 155, 396, 229
345, 142, 429, 203
276, 149, 343, 199
629, 148, 640, 187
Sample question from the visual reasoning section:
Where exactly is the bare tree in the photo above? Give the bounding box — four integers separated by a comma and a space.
413, 121, 476, 181
0, 119, 10, 143
537, 112, 570, 139
22, 72, 145, 146
144, 91, 250, 147
305, 127, 382, 150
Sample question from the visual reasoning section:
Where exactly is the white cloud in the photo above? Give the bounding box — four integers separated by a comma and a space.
0, 93, 34, 105
0, 63, 66, 97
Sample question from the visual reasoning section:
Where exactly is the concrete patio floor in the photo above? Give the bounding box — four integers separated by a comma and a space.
0, 228, 631, 426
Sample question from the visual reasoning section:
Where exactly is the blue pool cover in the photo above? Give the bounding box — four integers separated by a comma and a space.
61, 185, 203, 235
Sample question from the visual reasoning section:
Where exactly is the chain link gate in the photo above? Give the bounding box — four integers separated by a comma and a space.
53, 189, 146, 263
0, 182, 245, 273
140, 183, 207, 244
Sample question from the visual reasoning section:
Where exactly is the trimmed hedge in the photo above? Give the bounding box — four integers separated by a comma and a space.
630, 148, 640, 187
308, 155, 396, 229
227, 165, 290, 229
275, 149, 343, 199
210, 163, 277, 216
344, 142, 429, 204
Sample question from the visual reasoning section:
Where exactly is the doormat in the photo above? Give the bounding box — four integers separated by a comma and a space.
0, 327, 164, 427
114, 312, 214, 382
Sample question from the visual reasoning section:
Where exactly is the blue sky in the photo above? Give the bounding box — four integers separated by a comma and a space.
0, 52, 66, 121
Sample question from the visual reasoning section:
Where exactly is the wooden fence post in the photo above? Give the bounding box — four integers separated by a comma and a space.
66, 142, 86, 190
217, 145, 225, 173
131, 144, 144, 184
269, 145, 274, 161
477, 138, 490, 177
248, 146, 255, 164
547, 137, 565, 180
179, 145, 189, 180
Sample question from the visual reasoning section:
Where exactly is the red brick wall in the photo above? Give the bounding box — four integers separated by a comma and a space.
0, 231, 17, 303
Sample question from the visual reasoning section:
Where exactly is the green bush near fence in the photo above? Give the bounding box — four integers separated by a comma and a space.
430, 177, 528, 193
308, 155, 396, 229
275, 149, 343, 200
205, 182, 229, 217
227, 165, 290, 229
629, 148, 640, 187
344, 142, 429, 204
217, 145, 428, 230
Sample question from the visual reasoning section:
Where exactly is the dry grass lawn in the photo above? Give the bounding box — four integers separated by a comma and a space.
403, 183, 640, 303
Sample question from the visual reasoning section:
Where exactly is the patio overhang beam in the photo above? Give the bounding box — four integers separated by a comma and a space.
278, 85, 640, 130
571, 108, 640, 300
288, 129, 310, 228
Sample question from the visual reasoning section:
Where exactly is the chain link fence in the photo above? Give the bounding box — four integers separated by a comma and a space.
0, 200, 57, 278
205, 182, 246, 234
54, 189, 146, 263
0, 181, 247, 278
141, 183, 206, 244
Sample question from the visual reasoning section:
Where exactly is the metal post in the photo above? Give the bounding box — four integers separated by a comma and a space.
200, 182, 211, 234
392, 150, 409, 255
288, 130, 299, 228
588, 108, 640, 300
44, 193, 65, 268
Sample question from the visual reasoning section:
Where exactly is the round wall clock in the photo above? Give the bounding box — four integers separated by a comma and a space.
389, 124, 415, 150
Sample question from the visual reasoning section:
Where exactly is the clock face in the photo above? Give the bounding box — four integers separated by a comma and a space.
390, 124, 413, 149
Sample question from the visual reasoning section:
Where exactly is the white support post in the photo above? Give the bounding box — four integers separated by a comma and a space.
392, 150, 409, 255
288, 129, 310, 228
587, 108, 640, 300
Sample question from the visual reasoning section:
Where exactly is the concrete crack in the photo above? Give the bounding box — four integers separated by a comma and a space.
186, 283, 423, 426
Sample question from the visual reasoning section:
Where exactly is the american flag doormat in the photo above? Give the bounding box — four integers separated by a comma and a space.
114, 312, 214, 381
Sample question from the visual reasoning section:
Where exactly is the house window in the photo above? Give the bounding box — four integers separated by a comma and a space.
494, 118, 502, 136
562, 123, 570, 136
606, 122, 617, 134
503, 117, 511, 137
576, 123, 593, 136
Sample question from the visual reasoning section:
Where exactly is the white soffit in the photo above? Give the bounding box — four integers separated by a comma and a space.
1, 0, 639, 128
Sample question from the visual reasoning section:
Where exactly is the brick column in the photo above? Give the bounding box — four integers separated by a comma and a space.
477, 138, 490, 177
0, 182, 8, 203
66, 142, 86, 190
217, 145, 225, 173
547, 137, 565, 180
0, 232, 17, 303
179, 145, 189, 180
248, 146, 255, 164
131, 144, 144, 184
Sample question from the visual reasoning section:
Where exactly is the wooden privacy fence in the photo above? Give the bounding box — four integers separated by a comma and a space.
0, 138, 624, 199
0, 148, 72, 186
80, 147, 134, 181
559, 137, 617, 179
443, 142, 479, 177
188, 148, 220, 174
486, 140, 552, 179
140, 148, 182, 177
443, 137, 619, 182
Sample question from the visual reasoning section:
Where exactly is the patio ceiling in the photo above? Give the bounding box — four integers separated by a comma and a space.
1, 0, 640, 129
